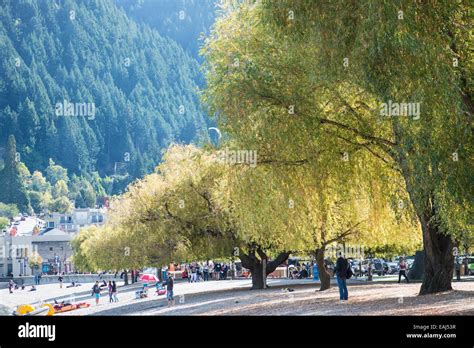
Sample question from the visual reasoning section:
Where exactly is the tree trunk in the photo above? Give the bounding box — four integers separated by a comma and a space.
315, 248, 331, 291
408, 250, 424, 280
250, 263, 266, 290
392, 120, 454, 295
123, 269, 129, 286
239, 248, 290, 290
419, 216, 453, 295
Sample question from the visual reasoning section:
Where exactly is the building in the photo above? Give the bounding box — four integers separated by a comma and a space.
0, 230, 73, 277
44, 208, 106, 234
0, 208, 107, 277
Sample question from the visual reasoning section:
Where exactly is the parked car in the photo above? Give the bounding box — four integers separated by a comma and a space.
349, 260, 366, 277
371, 259, 389, 276
464, 257, 474, 275
385, 262, 399, 274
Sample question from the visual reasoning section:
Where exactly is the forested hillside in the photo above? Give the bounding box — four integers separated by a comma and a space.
0, 0, 210, 194
117, 0, 217, 60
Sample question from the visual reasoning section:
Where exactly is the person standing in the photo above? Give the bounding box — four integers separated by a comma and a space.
455, 258, 461, 281
92, 281, 101, 305
166, 272, 174, 307
112, 281, 119, 302
398, 258, 409, 283
58, 275, 63, 289
334, 252, 349, 302
208, 260, 214, 276
108, 281, 114, 303
196, 264, 202, 282
222, 264, 228, 280
191, 264, 197, 283
186, 264, 191, 283
8, 279, 14, 294
203, 262, 209, 281
214, 263, 221, 280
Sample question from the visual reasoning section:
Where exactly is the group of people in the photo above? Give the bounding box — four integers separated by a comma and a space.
91, 280, 119, 305
135, 272, 175, 307
8, 279, 37, 293
33, 273, 42, 285
184, 261, 231, 282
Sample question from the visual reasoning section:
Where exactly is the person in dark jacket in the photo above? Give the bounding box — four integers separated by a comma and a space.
165, 272, 174, 307
334, 252, 349, 302
455, 258, 461, 281
112, 281, 118, 302
108, 281, 114, 303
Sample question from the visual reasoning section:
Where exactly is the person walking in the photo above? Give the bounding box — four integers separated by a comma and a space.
92, 281, 101, 305
108, 281, 114, 303
398, 258, 409, 283
166, 272, 174, 307
334, 252, 349, 302
112, 281, 119, 302
58, 275, 63, 289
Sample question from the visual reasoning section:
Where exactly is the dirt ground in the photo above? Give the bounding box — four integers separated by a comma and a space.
57, 280, 474, 316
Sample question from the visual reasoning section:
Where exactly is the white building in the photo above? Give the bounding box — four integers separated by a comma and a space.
0, 230, 73, 277
0, 208, 107, 277
44, 208, 106, 233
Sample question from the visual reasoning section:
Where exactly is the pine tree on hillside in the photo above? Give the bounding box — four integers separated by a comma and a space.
0, 135, 30, 212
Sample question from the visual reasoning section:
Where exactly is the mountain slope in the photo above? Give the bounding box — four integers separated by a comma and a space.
0, 0, 209, 179
117, 0, 217, 60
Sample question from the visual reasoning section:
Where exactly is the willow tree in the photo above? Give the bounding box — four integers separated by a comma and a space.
228, 139, 421, 291
285, 164, 420, 291
133, 145, 296, 289
74, 145, 294, 289
202, 0, 472, 294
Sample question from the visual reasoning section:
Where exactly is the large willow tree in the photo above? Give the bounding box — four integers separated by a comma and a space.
73, 145, 295, 289
73, 141, 420, 290
202, 0, 473, 294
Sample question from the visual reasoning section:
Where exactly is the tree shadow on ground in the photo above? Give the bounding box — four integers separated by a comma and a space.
84, 281, 474, 316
